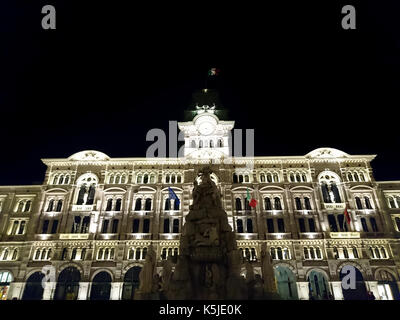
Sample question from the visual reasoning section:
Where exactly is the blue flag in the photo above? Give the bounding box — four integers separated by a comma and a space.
168, 187, 180, 206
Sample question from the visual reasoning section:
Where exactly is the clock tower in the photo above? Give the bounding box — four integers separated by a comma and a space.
178, 89, 234, 159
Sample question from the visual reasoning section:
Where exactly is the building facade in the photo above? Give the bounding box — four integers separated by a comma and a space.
1, 105, 400, 300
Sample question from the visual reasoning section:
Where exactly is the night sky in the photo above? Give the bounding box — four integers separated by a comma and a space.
1, 1, 399, 185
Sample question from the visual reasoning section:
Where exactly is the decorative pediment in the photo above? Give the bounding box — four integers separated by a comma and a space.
305, 148, 349, 159
68, 150, 110, 161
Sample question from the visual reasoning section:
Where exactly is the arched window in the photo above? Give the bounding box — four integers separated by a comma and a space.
171, 175, 176, 184
333, 247, 339, 259
348, 173, 353, 182
191, 140, 196, 148
343, 248, 349, 259
71, 248, 77, 260
388, 197, 396, 208
302, 174, 307, 182
270, 247, 276, 260
236, 219, 243, 233
65, 175, 70, 184
277, 247, 283, 260
56, 200, 63, 212
233, 173, 238, 184
239, 175, 244, 183
58, 175, 64, 185
218, 139, 223, 147
354, 172, 359, 182
199, 140, 203, 148
251, 248, 257, 261
106, 199, 113, 211
115, 175, 120, 184
355, 197, 363, 209
364, 197, 372, 209
309, 247, 315, 259
143, 174, 149, 184
359, 172, 365, 181
370, 217, 378, 232
361, 218, 369, 232
109, 175, 115, 184
145, 198, 152, 211
315, 247, 322, 259
137, 175, 142, 184
177, 175, 182, 183
235, 198, 242, 211
296, 173, 301, 182
115, 199, 122, 211
24, 201, 31, 212
173, 198, 180, 210
395, 217, 400, 232
374, 247, 381, 259
52, 175, 58, 185
264, 197, 272, 210
246, 219, 253, 233
304, 247, 309, 260
165, 175, 170, 184
134, 198, 142, 211
244, 175, 250, 183
274, 197, 282, 210
295, 197, 302, 210
353, 247, 359, 259
290, 173, 295, 182
282, 248, 290, 260
150, 175, 155, 184
380, 247, 387, 259
47, 199, 54, 212
396, 197, 400, 208
210, 140, 214, 148
164, 198, 171, 211
260, 173, 265, 183
273, 173, 279, 182
245, 198, 251, 211
304, 197, 311, 210
267, 173, 272, 183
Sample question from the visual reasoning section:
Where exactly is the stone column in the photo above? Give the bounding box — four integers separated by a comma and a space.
296, 281, 309, 300
7, 282, 25, 300
330, 281, 344, 300
43, 281, 57, 300
78, 282, 90, 300
110, 282, 123, 300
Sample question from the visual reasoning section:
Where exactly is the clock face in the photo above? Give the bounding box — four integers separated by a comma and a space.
198, 122, 215, 135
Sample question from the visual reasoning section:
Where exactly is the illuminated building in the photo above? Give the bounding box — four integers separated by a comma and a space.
0, 101, 400, 300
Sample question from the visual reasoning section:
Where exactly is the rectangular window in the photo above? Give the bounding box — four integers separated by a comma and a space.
328, 214, 338, 232
132, 219, 140, 233
11, 221, 19, 235
111, 219, 119, 233
370, 217, 378, 232
266, 218, 274, 233
308, 219, 316, 232
51, 220, 58, 234
102, 220, 109, 233
277, 218, 285, 233
42, 220, 49, 234
143, 219, 150, 233
237, 219, 243, 233
337, 214, 348, 232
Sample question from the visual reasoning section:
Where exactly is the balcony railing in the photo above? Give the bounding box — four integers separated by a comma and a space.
323, 203, 346, 210
265, 232, 291, 240
71, 204, 94, 212
330, 232, 360, 239
59, 233, 89, 240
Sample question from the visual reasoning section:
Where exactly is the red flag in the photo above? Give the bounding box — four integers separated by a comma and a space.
344, 207, 351, 224
249, 198, 257, 208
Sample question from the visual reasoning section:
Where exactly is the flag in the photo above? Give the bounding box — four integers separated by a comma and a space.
344, 206, 351, 224
246, 188, 257, 208
168, 187, 180, 206
208, 68, 220, 76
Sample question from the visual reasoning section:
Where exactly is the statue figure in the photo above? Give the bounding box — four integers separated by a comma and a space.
138, 245, 156, 294
161, 256, 174, 292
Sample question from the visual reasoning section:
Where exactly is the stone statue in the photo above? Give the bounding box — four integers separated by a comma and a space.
137, 245, 157, 296
261, 249, 280, 299
161, 256, 174, 292
166, 166, 247, 300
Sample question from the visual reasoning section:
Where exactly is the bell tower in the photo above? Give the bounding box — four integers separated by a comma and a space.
178, 89, 234, 160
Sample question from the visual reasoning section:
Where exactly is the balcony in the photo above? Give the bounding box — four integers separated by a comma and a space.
159, 233, 180, 240
59, 233, 89, 240
125, 233, 152, 240
265, 232, 292, 240
236, 233, 258, 240
330, 232, 360, 239
71, 204, 94, 212
299, 232, 323, 239
323, 203, 346, 210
